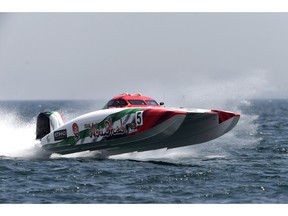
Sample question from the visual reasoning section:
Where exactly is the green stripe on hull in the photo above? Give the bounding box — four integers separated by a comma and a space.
44, 108, 143, 149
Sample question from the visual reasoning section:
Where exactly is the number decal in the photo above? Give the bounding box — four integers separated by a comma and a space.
135, 111, 144, 126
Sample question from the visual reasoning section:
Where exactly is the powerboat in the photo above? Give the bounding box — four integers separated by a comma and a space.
36, 93, 240, 156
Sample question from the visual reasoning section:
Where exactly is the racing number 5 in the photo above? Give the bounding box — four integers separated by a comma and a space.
136, 111, 144, 126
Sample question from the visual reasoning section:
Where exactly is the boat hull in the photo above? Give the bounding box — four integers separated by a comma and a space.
40, 107, 240, 156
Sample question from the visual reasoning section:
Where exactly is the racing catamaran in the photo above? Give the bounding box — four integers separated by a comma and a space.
36, 93, 240, 156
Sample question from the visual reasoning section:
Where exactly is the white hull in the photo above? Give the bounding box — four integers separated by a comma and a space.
38, 107, 240, 156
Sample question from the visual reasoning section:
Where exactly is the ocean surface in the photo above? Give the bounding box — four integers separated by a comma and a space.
1, 99, 288, 204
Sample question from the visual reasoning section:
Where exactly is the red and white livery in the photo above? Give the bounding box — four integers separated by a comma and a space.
36, 93, 240, 156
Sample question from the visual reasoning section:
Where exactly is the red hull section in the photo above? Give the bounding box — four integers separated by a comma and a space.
212, 110, 240, 123
138, 109, 186, 134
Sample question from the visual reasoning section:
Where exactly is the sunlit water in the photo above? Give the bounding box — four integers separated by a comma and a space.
0, 99, 288, 203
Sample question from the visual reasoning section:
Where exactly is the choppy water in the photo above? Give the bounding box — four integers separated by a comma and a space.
1, 99, 288, 204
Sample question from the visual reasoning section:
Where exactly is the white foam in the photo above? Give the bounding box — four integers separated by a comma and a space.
0, 110, 43, 158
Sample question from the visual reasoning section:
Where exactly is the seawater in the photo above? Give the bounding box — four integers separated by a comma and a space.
1, 99, 288, 204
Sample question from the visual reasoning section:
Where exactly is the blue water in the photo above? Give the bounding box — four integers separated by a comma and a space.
1, 99, 288, 203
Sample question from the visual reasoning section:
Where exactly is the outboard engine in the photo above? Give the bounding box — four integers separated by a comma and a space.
36, 111, 64, 140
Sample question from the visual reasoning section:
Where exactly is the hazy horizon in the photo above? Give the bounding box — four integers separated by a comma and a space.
1, 13, 288, 104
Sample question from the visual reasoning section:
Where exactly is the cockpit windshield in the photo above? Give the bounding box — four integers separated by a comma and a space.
128, 100, 146, 105
145, 100, 159, 106
105, 99, 128, 108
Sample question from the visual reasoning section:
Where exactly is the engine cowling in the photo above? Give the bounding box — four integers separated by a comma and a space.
36, 111, 64, 140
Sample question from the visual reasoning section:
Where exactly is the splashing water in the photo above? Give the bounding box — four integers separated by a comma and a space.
0, 97, 259, 161
0, 110, 44, 159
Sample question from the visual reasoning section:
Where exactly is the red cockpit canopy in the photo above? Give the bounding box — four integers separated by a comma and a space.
103, 93, 160, 109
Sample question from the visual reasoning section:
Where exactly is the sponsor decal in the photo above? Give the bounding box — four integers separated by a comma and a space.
84, 117, 138, 140
54, 129, 67, 141
72, 123, 80, 141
